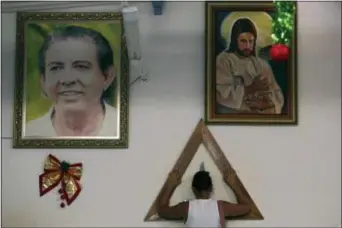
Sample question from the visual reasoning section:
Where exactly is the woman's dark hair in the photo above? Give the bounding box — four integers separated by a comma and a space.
192, 171, 213, 192
38, 25, 114, 76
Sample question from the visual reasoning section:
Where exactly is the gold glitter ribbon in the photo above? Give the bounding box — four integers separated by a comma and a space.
39, 154, 83, 207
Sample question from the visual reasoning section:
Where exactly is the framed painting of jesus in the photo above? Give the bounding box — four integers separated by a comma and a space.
205, 1, 298, 125
13, 12, 129, 148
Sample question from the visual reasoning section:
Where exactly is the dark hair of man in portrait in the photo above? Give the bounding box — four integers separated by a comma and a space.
38, 25, 115, 101
226, 18, 258, 56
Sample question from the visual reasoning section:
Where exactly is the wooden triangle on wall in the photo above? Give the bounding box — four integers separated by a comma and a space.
144, 119, 263, 221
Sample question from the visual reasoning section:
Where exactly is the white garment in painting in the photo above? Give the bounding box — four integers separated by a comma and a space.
185, 199, 221, 228
25, 102, 118, 137
216, 52, 284, 114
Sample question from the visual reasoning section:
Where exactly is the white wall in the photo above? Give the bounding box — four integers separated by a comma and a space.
1, 2, 341, 227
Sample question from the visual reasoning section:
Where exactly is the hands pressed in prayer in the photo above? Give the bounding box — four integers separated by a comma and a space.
245, 76, 271, 94
243, 76, 275, 110
244, 93, 275, 110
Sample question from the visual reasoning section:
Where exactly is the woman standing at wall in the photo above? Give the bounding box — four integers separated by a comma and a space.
157, 169, 251, 228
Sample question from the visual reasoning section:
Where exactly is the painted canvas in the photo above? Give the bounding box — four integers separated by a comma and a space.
13, 12, 129, 148
205, 2, 297, 124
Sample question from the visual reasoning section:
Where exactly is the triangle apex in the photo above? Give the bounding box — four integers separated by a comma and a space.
144, 117, 264, 222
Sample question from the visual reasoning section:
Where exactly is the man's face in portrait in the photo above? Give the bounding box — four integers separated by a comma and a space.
236, 32, 255, 57
41, 37, 114, 111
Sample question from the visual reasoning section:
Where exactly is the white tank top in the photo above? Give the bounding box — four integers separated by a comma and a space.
185, 199, 221, 228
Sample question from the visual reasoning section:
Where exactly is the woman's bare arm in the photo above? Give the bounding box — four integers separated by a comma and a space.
218, 200, 250, 217
157, 172, 188, 220
221, 170, 252, 217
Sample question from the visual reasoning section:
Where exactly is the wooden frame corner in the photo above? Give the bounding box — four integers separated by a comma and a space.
144, 119, 263, 221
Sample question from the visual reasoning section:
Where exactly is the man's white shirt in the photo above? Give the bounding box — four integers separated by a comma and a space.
25, 102, 118, 137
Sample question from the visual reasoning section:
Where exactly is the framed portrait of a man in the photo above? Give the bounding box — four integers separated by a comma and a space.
205, 2, 297, 125
13, 12, 129, 148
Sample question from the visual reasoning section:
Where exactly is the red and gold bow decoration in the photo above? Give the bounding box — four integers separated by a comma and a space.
39, 154, 83, 208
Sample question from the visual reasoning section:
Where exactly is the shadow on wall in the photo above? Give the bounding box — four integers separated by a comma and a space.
2, 211, 37, 227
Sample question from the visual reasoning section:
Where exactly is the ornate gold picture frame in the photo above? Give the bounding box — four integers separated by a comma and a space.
13, 12, 129, 148
205, 1, 298, 125
144, 119, 263, 221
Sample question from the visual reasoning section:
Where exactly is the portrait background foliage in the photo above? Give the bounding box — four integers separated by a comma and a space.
25, 22, 122, 122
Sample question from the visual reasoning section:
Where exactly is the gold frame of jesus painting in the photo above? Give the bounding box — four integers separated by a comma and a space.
205, 1, 298, 125
13, 12, 129, 148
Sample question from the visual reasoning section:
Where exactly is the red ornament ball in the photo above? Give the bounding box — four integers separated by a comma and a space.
58, 189, 63, 194
270, 44, 290, 61
60, 195, 65, 200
